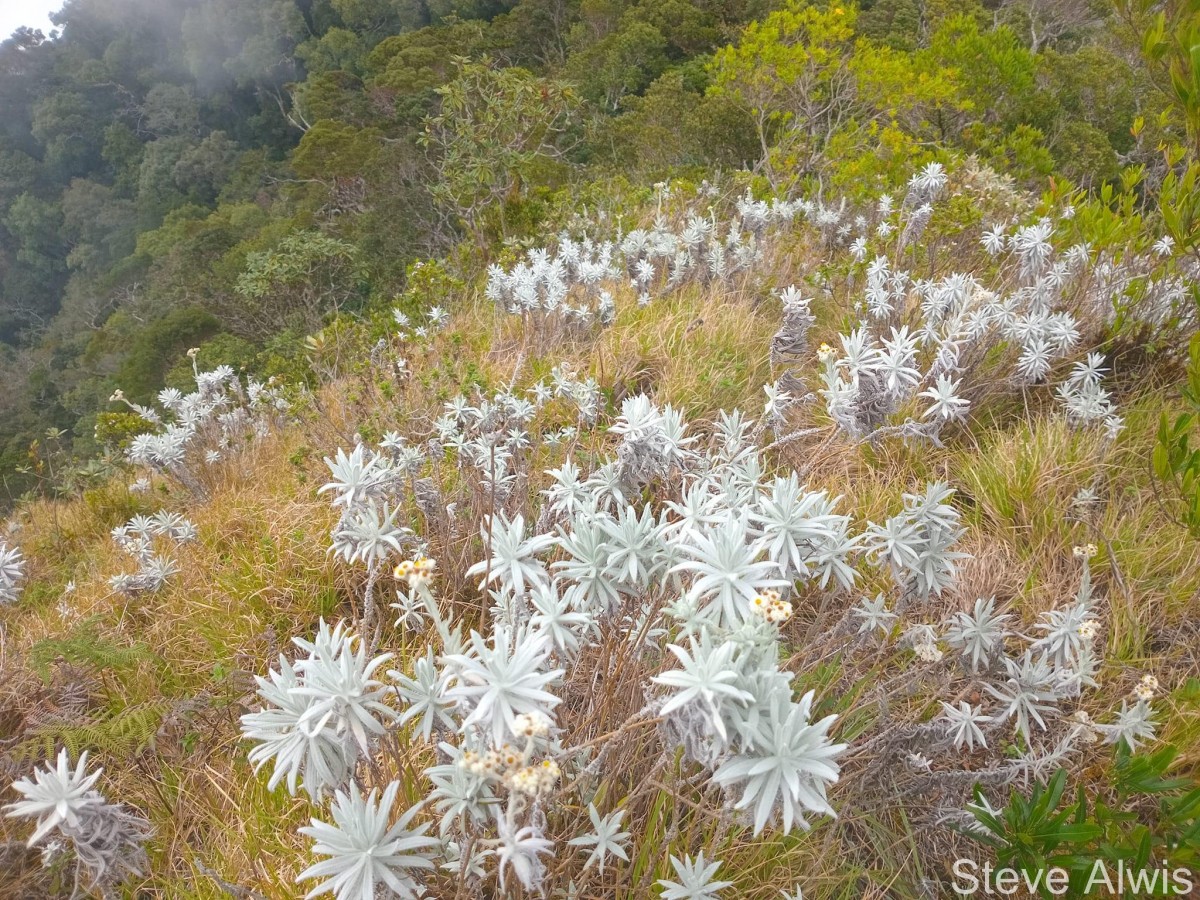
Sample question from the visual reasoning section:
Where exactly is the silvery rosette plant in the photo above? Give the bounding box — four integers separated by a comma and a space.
4, 749, 152, 893
0, 538, 26, 604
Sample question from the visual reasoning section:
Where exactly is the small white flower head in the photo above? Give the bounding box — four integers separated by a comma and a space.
394, 556, 437, 591
1077, 619, 1099, 641
1133, 674, 1159, 702
507, 765, 542, 797
750, 589, 793, 626
913, 641, 944, 663
506, 758, 560, 797
512, 711, 552, 740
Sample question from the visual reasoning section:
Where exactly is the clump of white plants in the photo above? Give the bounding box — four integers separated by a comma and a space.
798, 162, 1193, 452
234, 364, 1160, 898
15, 163, 1191, 898
484, 191, 805, 339
3, 749, 152, 893
106, 510, 196, 597
112, 357, 292, 498
227, 163, 1197, 898
241, 391, 870, 897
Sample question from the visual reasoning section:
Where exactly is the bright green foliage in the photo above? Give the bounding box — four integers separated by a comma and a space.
707, 2, 969, 191
60, 180, 138, 276
365, 22, 492, 122
1159, 158, 1200, 251
292, 121, 384, 180
709, 2, 857, 184
93, 411, 151, 450
566, 18, 669, 112
234, 232, 361, 339
113, 307, 222, 402
420, 60, 581, 244
297, 27, 370, 77
1130, 0, 1200, 156
920, 14, 1053, 182
164, 333, 262, 392
1153, 334, 1200, 537
965, 769, 1102, 895
610, 62, 760, 172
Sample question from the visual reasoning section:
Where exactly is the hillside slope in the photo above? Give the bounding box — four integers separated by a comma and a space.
3, 162, 1200, 899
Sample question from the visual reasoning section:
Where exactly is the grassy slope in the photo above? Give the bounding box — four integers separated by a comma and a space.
2, 220, 1199, 899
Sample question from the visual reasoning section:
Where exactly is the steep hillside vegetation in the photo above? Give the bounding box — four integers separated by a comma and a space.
0, 0, 1194, 501
2, 1, 1200, 899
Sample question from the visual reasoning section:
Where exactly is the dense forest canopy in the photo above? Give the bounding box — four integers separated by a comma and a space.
0, 0, 1195, 503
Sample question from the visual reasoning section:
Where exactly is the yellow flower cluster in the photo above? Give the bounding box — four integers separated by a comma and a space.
393, 556, 437, 589
459, 744, 560, 797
